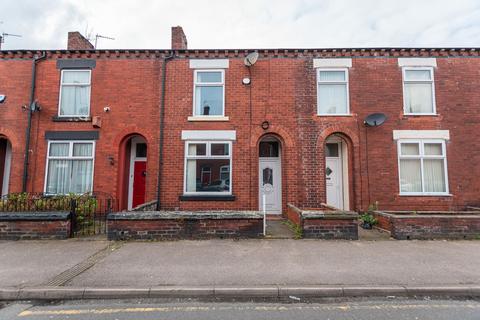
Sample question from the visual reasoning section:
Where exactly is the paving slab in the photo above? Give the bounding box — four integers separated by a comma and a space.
0, 240, 108, 288
67, 240, 480, 287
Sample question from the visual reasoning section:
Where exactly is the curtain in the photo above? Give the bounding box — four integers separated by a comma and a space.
424, 159, 446, 192
186, 159, 197, 192
318, 84, 347, 114
60, 86, 90, 116
405, 83, 433, 113
71, 160, 93, 193
60, 71, 90, 116
399, 159, 422, 192
73, 143, 93, 156
46, 160, 71, 194
49, 143, 69, 156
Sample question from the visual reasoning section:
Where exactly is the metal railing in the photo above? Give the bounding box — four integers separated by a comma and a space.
0, 192, 118, 237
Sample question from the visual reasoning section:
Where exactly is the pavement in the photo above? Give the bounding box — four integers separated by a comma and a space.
0, 238, 479, 300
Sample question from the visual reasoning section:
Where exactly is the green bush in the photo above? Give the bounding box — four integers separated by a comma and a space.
360, 213, 378, 226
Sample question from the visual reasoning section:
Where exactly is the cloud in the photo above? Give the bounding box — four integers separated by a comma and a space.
2, 0, 480, 50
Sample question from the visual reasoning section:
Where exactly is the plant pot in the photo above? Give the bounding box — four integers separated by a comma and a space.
361, 222, 372, 230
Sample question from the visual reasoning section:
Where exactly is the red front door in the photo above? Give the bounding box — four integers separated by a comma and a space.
132, 161, 146, 208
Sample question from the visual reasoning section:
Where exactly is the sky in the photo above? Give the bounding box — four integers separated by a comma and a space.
1, 0, 480, 50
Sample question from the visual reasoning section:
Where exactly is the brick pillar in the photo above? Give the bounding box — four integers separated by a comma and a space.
171, 26, 188, 50
67, 32, 94, 50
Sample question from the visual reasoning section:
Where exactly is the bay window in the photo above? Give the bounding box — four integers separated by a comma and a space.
58, 69, 91, 117
184, 141, 231, 194
45, 141, 95, 194
397, 140, 448, 195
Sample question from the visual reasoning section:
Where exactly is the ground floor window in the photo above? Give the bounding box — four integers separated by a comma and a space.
397, 139, 448, 195
184, 141, 231, 194
45, 141, 95, 194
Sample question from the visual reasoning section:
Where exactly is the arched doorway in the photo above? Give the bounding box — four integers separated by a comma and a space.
325, 134, 350, 210
119, 135, 148, 210
258, 136, 282, 214
0, 137, 12, 197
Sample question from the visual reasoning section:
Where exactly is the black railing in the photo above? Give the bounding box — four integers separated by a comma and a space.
0, 192, 118, 237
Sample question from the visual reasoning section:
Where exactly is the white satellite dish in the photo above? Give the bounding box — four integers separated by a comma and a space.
244, 52, 259, 67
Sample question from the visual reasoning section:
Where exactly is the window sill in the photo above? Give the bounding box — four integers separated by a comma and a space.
179, 195, 236, 201
52, 116, 92, 122
316, 114, 352, 117
402, 113, 438, 117
399, 193, 452, 197
188, 116, 230, 122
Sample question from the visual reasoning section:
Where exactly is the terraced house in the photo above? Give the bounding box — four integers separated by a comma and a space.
1, 26, 479, 218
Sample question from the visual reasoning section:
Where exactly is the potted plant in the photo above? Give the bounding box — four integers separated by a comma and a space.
360, 213, 378, 230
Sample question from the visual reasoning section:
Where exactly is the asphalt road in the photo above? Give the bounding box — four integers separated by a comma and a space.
1, 299, 480, 320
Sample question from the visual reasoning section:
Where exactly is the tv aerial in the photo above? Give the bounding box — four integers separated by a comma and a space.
94, 34, 115, 49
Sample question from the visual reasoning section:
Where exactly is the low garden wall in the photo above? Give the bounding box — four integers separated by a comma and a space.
287, 204, 358, 240
107, 211, 264, 240
372, 210, 480, 240
0, 212, 71, 240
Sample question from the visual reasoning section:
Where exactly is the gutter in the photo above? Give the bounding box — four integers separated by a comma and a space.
22, 52, 46, 192
156, 51, 175, 210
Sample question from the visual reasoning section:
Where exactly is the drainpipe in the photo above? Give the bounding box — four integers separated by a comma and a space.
22, 51, 46, 192
156, 51, 174, 210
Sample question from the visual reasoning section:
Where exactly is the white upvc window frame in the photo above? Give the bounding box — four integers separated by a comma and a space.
316, 68, 350, 116
58, 69, 92, 117
183, 140, 232, 196
44, 140, 96, 195
402, 66, 436, 116
192, 69, 225, 117
397, 139, 449, 196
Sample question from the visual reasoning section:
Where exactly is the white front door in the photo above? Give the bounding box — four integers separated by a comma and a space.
326, 155, 343, 210
259, 159, 282, 214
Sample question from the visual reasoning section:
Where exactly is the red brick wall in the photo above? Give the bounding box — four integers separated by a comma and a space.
0, 220, 71, 240
1, 51, 480, 213
0, 59, 32, 194
372, 211, 480, 239
107, 218, 263, 240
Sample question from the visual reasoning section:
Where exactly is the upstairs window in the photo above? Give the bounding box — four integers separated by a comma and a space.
402, 67, 435, 115
317, 69, 349, 115
397, 140, 448, 195
59, 70, 91, 117
193, 70, 225, 116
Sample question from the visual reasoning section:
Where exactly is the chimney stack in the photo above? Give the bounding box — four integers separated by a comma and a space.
171, 26, 188, 50
67, 31, 94, 50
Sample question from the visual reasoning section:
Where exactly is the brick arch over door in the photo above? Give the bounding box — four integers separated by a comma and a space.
315, 127, 364, 211
0, 131, 22, 194
249, 125, 299, 213
115, 130, 152, 210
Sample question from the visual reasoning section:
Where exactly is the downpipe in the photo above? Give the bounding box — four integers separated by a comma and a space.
22, 51, 46, 192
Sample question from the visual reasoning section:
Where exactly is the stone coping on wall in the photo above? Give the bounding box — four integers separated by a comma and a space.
0, 211, 71, 221
287, 203, 358, 219
374, 210, 480, 218
108, 210, 263, 220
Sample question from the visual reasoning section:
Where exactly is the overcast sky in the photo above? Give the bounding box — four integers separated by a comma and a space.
1, 0, 479, 50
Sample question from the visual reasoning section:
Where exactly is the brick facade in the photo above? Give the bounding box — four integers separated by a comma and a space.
1, 28, 479, 215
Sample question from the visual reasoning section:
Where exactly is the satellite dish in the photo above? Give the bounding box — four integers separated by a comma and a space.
244, 52, 259, 67
364, 113, 387, 127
